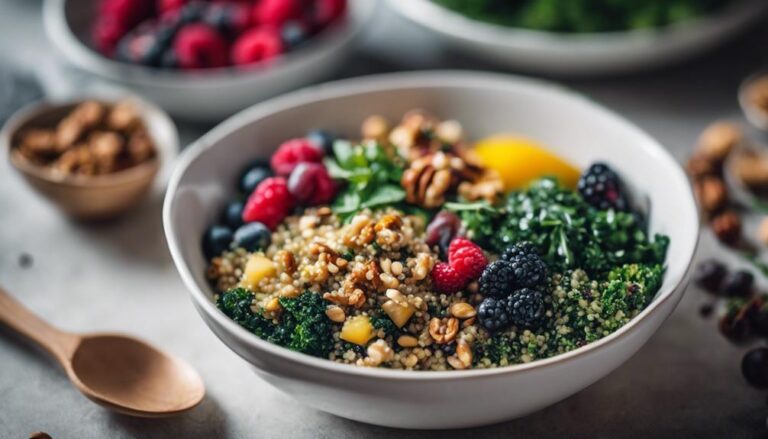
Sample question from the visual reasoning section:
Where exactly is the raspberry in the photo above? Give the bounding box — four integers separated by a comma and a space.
287, 162, 337, 206
231, 27, 284, 66
270, 138, 324, 176
173, 23, 229, 69
252, 0, 300, 26
242, 177, 295, 230
158, 0, 186, 15
98, 0, 152, 27
431, 262, 465, 294
92, 18, 128, 55
448, 240, 487, 282
314, 0, 347, 28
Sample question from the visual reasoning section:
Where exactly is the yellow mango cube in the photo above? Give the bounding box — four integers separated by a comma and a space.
382, 301, 415, 328
241, 254, 277, 289
340, 315, 374, 346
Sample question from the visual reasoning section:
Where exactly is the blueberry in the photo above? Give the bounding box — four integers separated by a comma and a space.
233, 222, 271, 252
694, 259, 727, 293
281, 20, 310, 49
179, 2, 206, 23
742, 348, 768, 388
306, 129, 336, 155
223, 200, 244, 229
203, 225, 233, 259
239, 163, 272, 194
721, 270, 754, 298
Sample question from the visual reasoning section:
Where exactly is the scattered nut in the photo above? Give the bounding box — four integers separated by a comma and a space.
697, 121, 742, 163
397, 335, 419, 348
758, 218, 768, 246
695, 176, 727, 215
325, 305, 346, 323
264, 297, 281, 313
447, 339, 473, 370
428, 317, 459, 344
450, 302, 477, 319
362, 339, 394, 367
711, 210, 741, 245
361, 115, 389, 140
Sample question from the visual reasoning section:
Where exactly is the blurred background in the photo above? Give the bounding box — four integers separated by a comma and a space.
3, 0, 768, 437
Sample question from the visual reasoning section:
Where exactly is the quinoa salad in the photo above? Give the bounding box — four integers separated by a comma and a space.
204, 110, 670, 371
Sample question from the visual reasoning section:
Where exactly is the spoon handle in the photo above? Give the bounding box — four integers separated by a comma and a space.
0, 287, 79, 364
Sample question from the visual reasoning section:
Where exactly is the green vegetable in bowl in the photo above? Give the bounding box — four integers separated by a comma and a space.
433, 0, 735, 33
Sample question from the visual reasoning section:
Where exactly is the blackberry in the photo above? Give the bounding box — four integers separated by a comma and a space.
577, 162, 629, 211
721, 270, 754, 298
693, 259, 727, 293
501, 241, 540, 262
507, 288, 545, 329
478, 260, 514, 298
507, 253, 548, 288
477, 297, 511, 332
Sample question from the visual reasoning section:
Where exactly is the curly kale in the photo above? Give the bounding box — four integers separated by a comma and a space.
216, 289, 335, 358
370, 314, 400, 338
601, 263, 665, 319
473, 334, 516, 365
216, 288, 274, 338
277, 292, 335, 357
458, 178, 669, 277
433, 0, 733, 33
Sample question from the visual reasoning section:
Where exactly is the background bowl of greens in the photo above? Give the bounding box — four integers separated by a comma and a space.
388, 0, 768, 76
164, 71, 699, 428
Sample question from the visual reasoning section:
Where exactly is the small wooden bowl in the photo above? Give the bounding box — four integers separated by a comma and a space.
739, 70, 768, 132
2, 96, 178, 220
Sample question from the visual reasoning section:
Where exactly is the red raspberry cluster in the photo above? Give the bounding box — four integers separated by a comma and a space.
431, 238, 488, 294
242, 135, 337, 230
92, 0, 347, 69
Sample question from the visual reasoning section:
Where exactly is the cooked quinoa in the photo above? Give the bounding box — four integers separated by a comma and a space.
205, 110, 668, 371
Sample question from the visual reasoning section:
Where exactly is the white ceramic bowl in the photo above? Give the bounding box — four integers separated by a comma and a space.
43, 0, 376, 121
163, 71, 699, 429
388, 0, 768, 76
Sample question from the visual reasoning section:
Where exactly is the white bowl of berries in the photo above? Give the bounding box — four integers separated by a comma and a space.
164, 71, 699, 428
43, 0, 376, 121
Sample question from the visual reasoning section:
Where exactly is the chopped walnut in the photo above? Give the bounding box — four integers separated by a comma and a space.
428, 317, 459, 344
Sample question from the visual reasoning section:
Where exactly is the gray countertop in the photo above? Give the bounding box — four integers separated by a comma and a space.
3, 1, 768, 438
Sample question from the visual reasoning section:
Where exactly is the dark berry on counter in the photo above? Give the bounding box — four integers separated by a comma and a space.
507, 288, 545, 329
231, 27, 284, 66
306, 129, 336, 155
694, 259, 727, 293
203, 225, 233, 259
577, 162, 629, 211
281, 20, 310, 49
478, 260, 515, 298
174, 23, 229, 69
721, 270, 754, 298
223, 200, 245, 229
742, 348, 768, 389
425, 211, 460, 259
239, 163, 272, 195
506, 252, 548, 288
500, 241, 540, 262
287, 162, 337, 205
477, 297, 510, 332
719, 305, 755, 343
233, 222, 271, 252
699, 303, 714, 318
754, 308, 768, 338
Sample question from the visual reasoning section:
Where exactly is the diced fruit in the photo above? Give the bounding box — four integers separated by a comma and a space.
241, 254, 277, 289
231, 27, 284, 66
382, 301, 415, 328
202, 225, 233, 259
340, 315, 374, 346
233, 222, 271, 252
239, 162, 272, 195
473, 136, 580, 191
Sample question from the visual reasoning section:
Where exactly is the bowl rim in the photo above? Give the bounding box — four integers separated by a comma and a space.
163, 70, 700, 381
389, 0, 766, 45
2, 96, 177, 188
42, 0, 375, 88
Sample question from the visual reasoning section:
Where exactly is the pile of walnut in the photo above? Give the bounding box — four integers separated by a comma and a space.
687, 121, 768, 246
13, 100, 155, 177
361, 110, 503, 208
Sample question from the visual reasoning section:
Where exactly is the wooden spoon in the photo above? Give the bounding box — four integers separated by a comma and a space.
0, 287, 205, 417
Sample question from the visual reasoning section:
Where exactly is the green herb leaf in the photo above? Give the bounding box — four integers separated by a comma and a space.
361, 184, 406, 208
